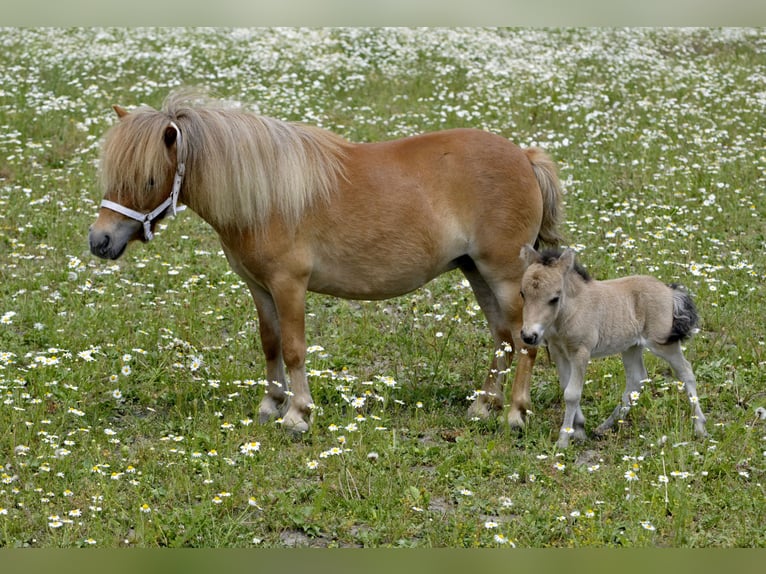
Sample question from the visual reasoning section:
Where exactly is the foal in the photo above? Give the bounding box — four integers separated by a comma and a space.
518, 245, 707, 448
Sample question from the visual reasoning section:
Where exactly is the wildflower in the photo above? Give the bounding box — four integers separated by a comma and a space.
68, 509, 82, 518
499, 496, 513, 508
1, 311, 16, 324
0, 507, 7, 515
587, 464, 601, 472
48, 515, 64, 528
624, 470, 639, 482
554, 462, 566, 471
658, 474, 669, 483
112, 389, 123, 399
189, 356, 202, 371
367, 452, 379, 462
109, 374, 119, 383
640, 521, 656, 531
585, 509, 595, 518
458, 488, 474, 497
494, 534, 515, 546
68, 407, 85, 417
248, 497, 262, 509
484, 520, 499, 529
78, 350, 96, 362
239, 441, 261, 456
139, 504, 151, 513
306, 459, 319, 470
121, 364, 132, 376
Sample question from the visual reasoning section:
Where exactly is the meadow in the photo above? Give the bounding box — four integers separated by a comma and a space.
0, 27, 765, 548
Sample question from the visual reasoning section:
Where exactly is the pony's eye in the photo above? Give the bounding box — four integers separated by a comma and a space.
519, 291, 525, 300
147, 178, 156, 189
549, 296, 560, 306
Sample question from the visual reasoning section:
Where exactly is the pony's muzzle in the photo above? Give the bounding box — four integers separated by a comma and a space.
88, 223, 135, 260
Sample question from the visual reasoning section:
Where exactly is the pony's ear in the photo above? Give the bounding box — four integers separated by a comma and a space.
558, 248, 576, 271
519, 244, 541, 267
113, 105, 129, 119
163, 125, 178, 148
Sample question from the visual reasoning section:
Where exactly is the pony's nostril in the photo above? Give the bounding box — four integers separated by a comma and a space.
89, 232, 112, 257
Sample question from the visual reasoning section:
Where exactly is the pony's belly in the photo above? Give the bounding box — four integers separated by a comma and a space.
308, 258, 457, 300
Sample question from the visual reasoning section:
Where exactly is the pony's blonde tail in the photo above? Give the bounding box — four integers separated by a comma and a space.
525, 147, 565, 246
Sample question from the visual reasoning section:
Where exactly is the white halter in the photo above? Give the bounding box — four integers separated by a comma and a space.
100, 121, 187, 241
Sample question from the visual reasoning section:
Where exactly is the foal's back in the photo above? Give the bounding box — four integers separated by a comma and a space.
571, 275, 677, 357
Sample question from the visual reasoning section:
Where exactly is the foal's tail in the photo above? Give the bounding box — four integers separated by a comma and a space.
667, 283, 699, 343
525, 147, 565, 246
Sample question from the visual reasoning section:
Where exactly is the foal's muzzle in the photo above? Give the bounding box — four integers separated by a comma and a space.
521, 329, 543, 347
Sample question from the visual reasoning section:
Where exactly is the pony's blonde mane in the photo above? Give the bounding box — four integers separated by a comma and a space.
100, 91, 349, 230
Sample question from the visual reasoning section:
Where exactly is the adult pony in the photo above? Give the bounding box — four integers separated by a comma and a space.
88, 91, 565, 433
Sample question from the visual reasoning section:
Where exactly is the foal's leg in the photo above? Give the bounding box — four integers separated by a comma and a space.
595, 345, 648, 435
649, 341, 708, 437
557, 349, 589, 448
247, 284, 289, 423
549, 346, 586, 441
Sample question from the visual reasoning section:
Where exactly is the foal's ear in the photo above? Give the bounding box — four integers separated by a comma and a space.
163, 125, 178, 148
519, 244, 541, 267
113, 105, 129, 119
558, 248, 576, 271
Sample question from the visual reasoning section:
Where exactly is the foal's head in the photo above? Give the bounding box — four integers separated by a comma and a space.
519, 245, 589, 346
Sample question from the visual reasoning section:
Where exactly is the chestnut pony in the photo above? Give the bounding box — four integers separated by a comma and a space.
89, 91, 564, 433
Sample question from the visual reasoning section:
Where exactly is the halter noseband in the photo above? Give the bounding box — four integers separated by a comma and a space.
99, 120, 187, 241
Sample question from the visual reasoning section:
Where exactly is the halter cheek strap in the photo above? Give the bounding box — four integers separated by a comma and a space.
99, 120, 187, 241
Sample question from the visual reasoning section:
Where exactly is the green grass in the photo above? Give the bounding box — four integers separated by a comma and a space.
1, 27, 766, 547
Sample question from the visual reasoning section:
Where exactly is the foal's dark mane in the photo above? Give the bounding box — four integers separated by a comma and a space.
539, 248, 592, 282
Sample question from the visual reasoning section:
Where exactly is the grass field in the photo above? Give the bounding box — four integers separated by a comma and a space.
1, 27, 765, 547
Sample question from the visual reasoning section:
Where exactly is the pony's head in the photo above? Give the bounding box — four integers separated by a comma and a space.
518, 244, 583, 346
89, 104, 184, 259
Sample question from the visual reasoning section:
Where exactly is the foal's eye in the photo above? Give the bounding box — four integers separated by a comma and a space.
549, 296, 560, 306
147, 177, 156, 189
519, 291, 525, 300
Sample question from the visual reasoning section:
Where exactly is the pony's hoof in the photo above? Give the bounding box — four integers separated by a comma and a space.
556, 435, 571, 449
257, 396, 286, 424
506, 409, 527, 429
467, 399, 493, 420
281, 410, 310, 434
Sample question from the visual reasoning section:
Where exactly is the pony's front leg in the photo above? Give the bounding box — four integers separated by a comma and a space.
557, 350, 589, 448
249, 286, 289, 423
270, 279, 313, 434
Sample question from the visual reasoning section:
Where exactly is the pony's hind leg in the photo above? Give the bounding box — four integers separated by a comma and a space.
595, 345, 648, 436
462, 263, 509, 420
649, 341, 708, 437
